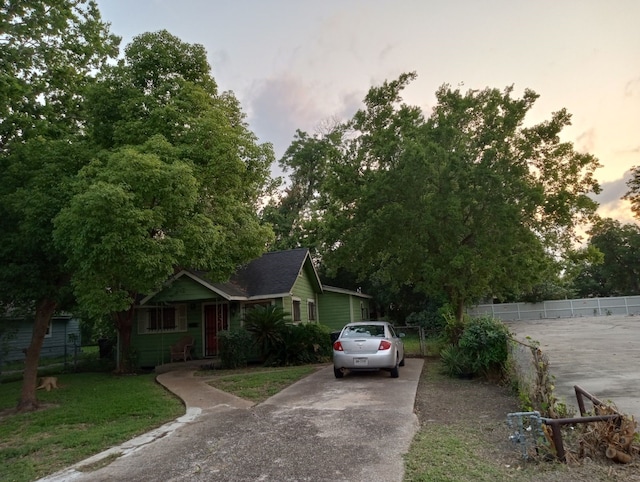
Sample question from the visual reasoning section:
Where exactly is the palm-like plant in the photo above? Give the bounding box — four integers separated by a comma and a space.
244, 305, 290, 363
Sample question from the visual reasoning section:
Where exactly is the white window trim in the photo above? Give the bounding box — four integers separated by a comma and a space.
307, 298, 316, 322
138, 304, 188, 334
292, 297, 302, 323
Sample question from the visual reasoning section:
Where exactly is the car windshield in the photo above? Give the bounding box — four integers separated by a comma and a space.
342, 324, 386, 337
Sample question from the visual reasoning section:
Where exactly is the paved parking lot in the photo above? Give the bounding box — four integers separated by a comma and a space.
506, 315, 640, 418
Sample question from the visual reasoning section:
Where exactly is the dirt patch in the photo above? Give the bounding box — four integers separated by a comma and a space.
413, 358, 640, 481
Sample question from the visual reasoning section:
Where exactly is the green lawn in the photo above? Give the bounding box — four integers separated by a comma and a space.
0, 372, 184, 482
205, 365, 318, 402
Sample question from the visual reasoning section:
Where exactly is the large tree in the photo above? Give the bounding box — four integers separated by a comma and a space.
315, 74, 601, 320
262, 128, 343, 251
54, 31, 275, 371
0, 0, 119, 411
572, 219, 640, 297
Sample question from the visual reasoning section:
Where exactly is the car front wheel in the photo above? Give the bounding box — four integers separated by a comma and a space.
390, 361, 399, 378
334, 367, 344, 378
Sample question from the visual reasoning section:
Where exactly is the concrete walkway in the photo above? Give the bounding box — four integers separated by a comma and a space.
41, 365, 255, 482
41, 360, 423, 482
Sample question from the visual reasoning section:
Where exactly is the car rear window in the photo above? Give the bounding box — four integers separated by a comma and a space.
342, 325, 386, 337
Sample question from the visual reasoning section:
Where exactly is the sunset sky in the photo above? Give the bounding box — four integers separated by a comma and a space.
96, 0, 640, 224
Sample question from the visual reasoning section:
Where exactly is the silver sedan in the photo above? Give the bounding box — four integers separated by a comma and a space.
332, 321, 405, 378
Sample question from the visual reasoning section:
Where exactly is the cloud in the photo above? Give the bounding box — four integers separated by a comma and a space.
575, 128, 596, 153
247, 76, 325, 160
592, 170, 637, 223
594, 174, 630, 206
247, 76, 365, 159
624, 77, 640, 98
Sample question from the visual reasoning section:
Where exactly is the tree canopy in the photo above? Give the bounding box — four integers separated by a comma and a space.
273, 73, 602, 320
0, 0, 119, 410
572, 219, 640, 297
54, 30, 275, 369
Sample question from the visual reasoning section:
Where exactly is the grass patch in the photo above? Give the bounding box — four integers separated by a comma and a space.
404, 425, 509, 482
402, 332, 422, 356
0, 372, 183, 482
206, 365, 318, 402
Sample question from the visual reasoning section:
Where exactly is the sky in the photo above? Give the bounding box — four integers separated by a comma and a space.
96, 0, 640, 224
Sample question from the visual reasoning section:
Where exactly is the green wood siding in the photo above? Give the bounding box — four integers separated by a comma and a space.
289, 266, 319, 323
131, 303, 204, 367
318, 291, 351, 331
351, 296, 371, 321
318, 291, 372, 331
148, 275, 223, 303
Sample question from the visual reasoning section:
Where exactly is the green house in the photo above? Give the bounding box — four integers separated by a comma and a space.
131, 248, 372, 367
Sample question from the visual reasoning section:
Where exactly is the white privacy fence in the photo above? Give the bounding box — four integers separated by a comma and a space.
467, 296, 640, 321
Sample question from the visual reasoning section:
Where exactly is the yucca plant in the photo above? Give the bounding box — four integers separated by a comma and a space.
244, 305, 290, 363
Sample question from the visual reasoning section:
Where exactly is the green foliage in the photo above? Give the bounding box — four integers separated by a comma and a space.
405, 303, 447, 334
459, 316, 510, 377
262, 128, 344, 251
624, 165, 640, 219
0, 372, 183, 481
0, 0, 119, 407
218, 329, 253, 369
405, 424, 509, 481
0, 0, 120, 149
441, 315, 510, 379
244, 306, 331, 366
443, 310, 466, 345
244, 306, 289, 362
439, 344, 475, 378
207, 365, 316, 402
57, 29, 277, 314
571, 218, 640, 297
50, 29, 274, 370
275, 74, 601, 321
273, 322, 332, 365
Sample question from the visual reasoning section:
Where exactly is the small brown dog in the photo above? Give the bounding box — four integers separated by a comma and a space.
36, 377, 59, 391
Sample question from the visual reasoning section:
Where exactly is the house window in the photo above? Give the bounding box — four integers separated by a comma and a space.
292, 299, 301, 322
307, 300, 316, 321
138, 305, 187, 334
242, 301, 272, 318
360, 302, 369, 320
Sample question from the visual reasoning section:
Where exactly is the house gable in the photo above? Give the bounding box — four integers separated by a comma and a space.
140, 271, 228, 305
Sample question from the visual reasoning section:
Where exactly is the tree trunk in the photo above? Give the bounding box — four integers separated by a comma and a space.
454, 299, 465, 323
114, 306, 135, 373
17, 298, 58, 412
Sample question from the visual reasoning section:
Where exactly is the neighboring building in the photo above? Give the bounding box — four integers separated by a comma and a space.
0, 313, 81, 364
131, 248, 373, 367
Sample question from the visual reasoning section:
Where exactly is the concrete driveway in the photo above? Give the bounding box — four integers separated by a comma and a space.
506, 315, 640, 418
46, 359, 423, 482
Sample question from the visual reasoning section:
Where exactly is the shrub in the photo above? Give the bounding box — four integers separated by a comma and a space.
439, 344, 474, 377
440, 315, 510, 379
244, 305, 289, 362
405, 305, 447, 334
270, 323, 332, 366
218, 329, 253, 369
443, 311, 466, 345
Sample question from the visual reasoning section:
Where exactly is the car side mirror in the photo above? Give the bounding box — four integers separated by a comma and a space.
399, 332, 405, 338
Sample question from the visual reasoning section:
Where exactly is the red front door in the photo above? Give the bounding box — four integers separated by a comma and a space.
204, 304, 228, 356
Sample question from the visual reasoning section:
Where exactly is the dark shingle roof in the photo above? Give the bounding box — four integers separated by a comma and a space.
189, 248, 315, 299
